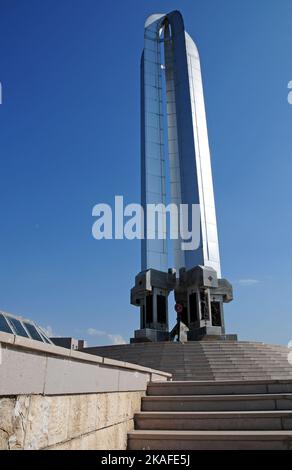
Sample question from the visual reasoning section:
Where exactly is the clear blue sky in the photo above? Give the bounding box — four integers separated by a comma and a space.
0, 0, 291, 346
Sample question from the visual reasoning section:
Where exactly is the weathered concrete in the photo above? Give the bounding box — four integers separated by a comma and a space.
0, 331, 171, 450
0, 392, 144, 450
48, 420, 134, 450
0, 331, 170, 396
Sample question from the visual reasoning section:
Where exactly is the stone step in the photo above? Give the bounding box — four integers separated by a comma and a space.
142, 394, 292, 412
102, 355, 289, 362
92, 342, 286, 348
176, 377, 292, 383
207, 354, 288, 358
200, 346, 286, 350
160, 356, 288, 361
195, 363, 289, 369
206, 373, 292, 379
199, 354, 282, 360
192, 355, 288, 361
208, 371, 292, 376
197, 353, 287, 357
121, 347, 286, 352
135, 410, 292, 431
114, 362, 281, 369
174, 373, 291, 379
128, 430, 292, 450
207, 369, 292, 374
209, 377, 292, 382
90, 345, 287, 352
213, 359, 289, 363
85, 341, 292, 382
171, 374, 292, 382
174, 370, 292, 376
147, 379, 292, 396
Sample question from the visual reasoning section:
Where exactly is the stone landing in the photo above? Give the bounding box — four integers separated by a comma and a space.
83, 341, 292, 381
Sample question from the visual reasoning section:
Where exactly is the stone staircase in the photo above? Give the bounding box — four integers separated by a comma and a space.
128, 379, 292, 450
84, 341, 292, 449
84, 341, 292, 381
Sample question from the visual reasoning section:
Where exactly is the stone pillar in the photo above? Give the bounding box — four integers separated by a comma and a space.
130, 269, 176, 342
175, 266, 237, 341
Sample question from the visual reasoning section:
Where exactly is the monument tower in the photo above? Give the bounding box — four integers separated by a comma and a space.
131, 11, 234, 342
82, 15, 292, 450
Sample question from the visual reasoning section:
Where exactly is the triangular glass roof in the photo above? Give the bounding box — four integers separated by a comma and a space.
0, 310, 53, 344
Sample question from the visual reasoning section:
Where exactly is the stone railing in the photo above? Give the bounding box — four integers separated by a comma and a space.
0, 331, 171, 450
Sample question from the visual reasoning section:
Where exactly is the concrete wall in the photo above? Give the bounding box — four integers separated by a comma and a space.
0, 331, 171, 450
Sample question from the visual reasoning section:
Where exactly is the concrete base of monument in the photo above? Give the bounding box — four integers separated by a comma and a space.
130, 327, 238, 343
83, 341, 292, 381
188, 326, 238, 341
130, 328, 170, 343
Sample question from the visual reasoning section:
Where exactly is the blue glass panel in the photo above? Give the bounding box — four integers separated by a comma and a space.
145, 126, 163, 143
146, 112, 162, 129
145, 141, 163, 159
0, 313, 13, 334
8, 318, 29, 338
144, 49, 158, 63
39, 332, 51, 344
24, 323, 43, 342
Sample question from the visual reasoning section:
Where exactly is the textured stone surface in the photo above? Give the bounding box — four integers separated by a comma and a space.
0, 391, 144, 450
23, 396, 50, 449
48, 420, 134, 450
0, 398, 15, 449
68, 394, 98, 439
47, 396, 71, 447
0, 396, 31, 450
0, 330, 169, 450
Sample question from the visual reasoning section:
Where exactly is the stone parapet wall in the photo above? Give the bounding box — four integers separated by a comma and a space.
0, 391, 143, 450
0, 331, 171, 450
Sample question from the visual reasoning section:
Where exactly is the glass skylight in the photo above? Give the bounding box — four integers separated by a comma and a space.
0, 311, 53, 344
